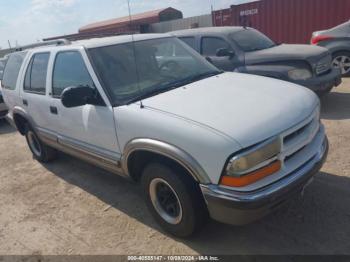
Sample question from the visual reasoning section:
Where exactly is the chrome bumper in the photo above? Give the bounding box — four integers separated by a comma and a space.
200, 136, 328, 225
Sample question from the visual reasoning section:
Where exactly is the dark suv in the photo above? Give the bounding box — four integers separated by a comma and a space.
172, 27, 342, 95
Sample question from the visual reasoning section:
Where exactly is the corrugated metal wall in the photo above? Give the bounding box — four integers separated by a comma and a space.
150, 14, 212, 33
213, 0, 350, 44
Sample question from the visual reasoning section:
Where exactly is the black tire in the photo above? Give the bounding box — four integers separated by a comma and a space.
25, 124, 57, 163
332, 51, 350, 77
141, 162, 208, 238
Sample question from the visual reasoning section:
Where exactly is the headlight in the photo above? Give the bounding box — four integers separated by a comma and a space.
221, 137, 282, 187
288, 69, 312, 80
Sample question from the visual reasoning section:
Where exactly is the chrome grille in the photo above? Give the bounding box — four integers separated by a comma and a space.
315, 55, 332, 75
282, 107, 320, 162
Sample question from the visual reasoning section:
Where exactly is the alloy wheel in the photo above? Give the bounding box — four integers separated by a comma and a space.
332, 55, 350, 75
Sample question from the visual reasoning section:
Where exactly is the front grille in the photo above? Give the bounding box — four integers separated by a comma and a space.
315, 55, 332, 75
283, 121, 312, 145
282, 108, 320, 163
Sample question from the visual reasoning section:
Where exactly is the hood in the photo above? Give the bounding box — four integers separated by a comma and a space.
141, 72, 318, 148
245, 44, 329, 65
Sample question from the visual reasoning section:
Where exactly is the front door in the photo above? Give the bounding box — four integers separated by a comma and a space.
49, 50, 121, 162
200, 36, 240, 71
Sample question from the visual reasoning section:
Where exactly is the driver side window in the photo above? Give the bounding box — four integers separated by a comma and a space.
52, 51, 94, 98
201, 37, 232, 56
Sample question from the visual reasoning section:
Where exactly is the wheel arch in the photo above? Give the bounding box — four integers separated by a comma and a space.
12, 108, 33, 135
122, 138, 211, 184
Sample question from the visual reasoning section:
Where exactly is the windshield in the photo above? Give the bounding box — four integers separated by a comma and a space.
231, 29, 276, 52
88, 37, 220, 106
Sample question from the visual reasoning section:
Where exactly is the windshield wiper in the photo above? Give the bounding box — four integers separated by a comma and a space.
125, 71, 223, 105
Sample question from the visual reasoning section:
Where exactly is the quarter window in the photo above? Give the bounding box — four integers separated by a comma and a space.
201, 37, 232, 56
52, 51, 94, 97
24, 53, 49, 94
2, 52, 27, 90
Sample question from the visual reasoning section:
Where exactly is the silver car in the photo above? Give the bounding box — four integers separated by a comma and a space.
312, 20, 350, 77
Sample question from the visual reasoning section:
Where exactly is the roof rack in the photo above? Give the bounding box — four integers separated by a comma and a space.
13, 39, 71, 52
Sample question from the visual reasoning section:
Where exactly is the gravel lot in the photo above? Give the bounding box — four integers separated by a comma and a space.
0, 79, 349, 255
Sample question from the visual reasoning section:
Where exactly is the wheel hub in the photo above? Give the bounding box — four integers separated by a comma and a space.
149, 178, 183, 225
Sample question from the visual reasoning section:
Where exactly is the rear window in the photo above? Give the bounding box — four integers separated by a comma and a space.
2, 52, 27, 90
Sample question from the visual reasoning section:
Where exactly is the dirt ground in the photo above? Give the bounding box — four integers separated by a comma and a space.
0, 79, 349, 255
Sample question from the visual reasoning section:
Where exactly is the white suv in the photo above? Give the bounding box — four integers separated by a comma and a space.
1, 34, 328, 237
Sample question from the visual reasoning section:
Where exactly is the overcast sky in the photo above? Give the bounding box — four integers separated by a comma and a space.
0, 0, 256, 48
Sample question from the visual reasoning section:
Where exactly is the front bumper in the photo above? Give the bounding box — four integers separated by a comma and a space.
294, 68, 342, 94
200, 136, 328, 225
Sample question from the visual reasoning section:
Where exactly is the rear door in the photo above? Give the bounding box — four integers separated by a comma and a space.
20, 52, 55, 130
48, 49, 121, 162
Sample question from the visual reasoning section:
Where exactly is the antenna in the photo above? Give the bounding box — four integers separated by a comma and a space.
127, 0, 144, 108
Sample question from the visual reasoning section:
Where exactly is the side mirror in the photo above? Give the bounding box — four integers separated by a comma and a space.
61, 85, 94, 108
216, 48, 235, 58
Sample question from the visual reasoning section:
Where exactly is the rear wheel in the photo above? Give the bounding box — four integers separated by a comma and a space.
25, 125, 57, 162
332, 51, 350, 77
141, 162, 208, 237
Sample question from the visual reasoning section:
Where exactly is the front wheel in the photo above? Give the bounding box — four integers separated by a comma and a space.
25, 125, 57, 162
332, 51, 350, 77
141, 162, 208, 238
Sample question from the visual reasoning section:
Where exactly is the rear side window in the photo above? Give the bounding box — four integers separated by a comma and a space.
201, 37, 232, 56
2, 52, 27, 90
179, 37, 196, 49
24, 53, 50, 94
52, 51, 94, 97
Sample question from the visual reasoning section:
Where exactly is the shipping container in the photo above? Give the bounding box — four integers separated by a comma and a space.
212, 0, 350, 44
150, 14, 212, 33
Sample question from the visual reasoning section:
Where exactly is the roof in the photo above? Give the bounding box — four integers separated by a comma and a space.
22, 34, 172, 53
74, 33, 171, 49
171, 26, 246, 36
79, 7, 180, 33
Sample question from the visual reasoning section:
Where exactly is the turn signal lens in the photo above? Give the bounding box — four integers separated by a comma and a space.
220, 160, 281, 188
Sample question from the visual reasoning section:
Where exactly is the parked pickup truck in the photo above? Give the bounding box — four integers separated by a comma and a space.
1, 34, 328, 237
172, 27, 342, 95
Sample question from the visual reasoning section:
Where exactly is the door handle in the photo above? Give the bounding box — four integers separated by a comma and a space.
50, 106, 58, 115
23, 99, 28, 106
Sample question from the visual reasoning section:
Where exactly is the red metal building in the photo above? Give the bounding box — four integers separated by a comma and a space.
79, 7, 182, 34
44, 7, 182, 41
212, 0, 350, 44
